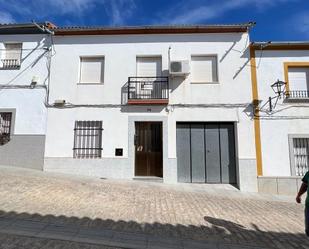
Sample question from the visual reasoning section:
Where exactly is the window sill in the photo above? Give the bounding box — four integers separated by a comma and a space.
77, 82, 104, 85
283, 98, 309, 103
190, 81, 219, 84
0, 66, 21, 70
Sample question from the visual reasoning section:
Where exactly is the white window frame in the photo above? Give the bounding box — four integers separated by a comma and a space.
78, 56, 105, 84
288, 134, 309, 176
190, 54, 219, 84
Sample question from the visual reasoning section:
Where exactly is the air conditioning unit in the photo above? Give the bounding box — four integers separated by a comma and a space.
169, 60, 190, 76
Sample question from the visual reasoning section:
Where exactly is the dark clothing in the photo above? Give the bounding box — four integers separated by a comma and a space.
305, 207, 309, 236
302, 172, 309, 207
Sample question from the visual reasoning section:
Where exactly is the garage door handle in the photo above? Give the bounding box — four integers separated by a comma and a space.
207, 150, 210, 153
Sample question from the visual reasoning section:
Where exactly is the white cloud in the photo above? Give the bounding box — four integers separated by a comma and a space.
0, 0, 136, 26
103, 0, 136, 25
0, 11, 15, 24
158, 0, 299, 24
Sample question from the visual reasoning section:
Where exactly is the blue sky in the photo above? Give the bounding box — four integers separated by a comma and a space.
0, 0, 308, 41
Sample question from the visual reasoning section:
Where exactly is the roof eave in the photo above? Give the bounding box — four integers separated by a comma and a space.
251, 41, 309, 50
53, 25, 251, 36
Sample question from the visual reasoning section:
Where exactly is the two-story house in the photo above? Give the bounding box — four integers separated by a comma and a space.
251, 42, 309, 195
0, 22, 55, 170
42, 24, 257, 191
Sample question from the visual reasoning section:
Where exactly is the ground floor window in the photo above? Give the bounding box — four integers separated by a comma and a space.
0, 112, 12, 145
73, 121, 103, 158
291, 137, 309, 176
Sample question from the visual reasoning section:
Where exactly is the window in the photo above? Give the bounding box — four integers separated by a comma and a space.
1, 43, 22, 69
191, 55, 218, 83
136, 57, 162, 77
73, 121, 103, 158
286, 66, 309, 98
79, 57, 104, 84
0, 112, 12, 145
290, 136, 309, 176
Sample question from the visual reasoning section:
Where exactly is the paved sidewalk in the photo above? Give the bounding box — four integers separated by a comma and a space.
0, 232, 119, 249
0, 166, 308, 249
0, 215, 271, 249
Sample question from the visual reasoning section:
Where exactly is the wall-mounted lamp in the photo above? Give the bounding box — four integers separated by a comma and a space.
30, 76, 39, 88
271, 79, 286, 96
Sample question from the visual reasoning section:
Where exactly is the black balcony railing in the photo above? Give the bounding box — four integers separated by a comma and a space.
1, 59, 20, 69
285, 90, 309, 100
128, 77, 169, 100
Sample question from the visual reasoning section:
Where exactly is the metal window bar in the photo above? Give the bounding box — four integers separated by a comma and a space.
1, 59, 20, 69
0, 112, 12, 145
128, 77, 169, 100
285, 91, 309, 99
293, 138, 309, 176
73, 121, 103, 158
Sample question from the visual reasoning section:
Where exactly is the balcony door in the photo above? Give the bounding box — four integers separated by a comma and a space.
135, 57, 162, 99
136, 56, 162, 77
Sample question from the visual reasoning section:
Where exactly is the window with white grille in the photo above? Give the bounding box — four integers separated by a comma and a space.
79, 57, 104, 83
291, 137, 309, 176
1, 43, 22, 68
0, 112, 12, 145
191, 55, 218, 83
73, 121, 103, 158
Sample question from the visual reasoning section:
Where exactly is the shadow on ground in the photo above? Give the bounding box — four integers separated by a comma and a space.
0, 210, 307, 249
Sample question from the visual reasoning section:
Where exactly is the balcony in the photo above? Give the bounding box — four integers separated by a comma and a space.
1, 59, 20, 69
285, 90, 309, 101
127, 77, 169, 105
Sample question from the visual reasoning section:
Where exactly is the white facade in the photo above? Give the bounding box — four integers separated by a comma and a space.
0, 33, 50, 169
254, 47, 309, 195
44, 32, 257, 191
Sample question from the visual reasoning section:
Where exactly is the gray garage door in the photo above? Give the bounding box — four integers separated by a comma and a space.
176, 123, 236, 184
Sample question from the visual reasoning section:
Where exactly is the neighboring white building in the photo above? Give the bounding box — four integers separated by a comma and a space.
0, 23, 55, 169
251, 42, 309, 195
43, 24, 258, 191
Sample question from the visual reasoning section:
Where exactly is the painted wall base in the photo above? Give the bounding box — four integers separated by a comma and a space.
258, 176, 302, 196
0, 135, 45, 170
44, 157, 179, 183
238, 159, 258, 192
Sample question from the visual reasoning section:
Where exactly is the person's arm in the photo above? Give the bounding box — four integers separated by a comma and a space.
296, 182, 308, 203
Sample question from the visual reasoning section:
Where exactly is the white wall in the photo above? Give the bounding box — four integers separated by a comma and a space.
0, 34, 49, 135
255, 50, 309, 176
45, 32, 256, 189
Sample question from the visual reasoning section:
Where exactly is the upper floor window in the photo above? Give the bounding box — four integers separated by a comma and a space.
1, 43, 22, 69
0, 112, 12, 145
191, 55, 218, 83
73, 120, 103, 158
79, 57, 104, 84
285, 63, 309, 99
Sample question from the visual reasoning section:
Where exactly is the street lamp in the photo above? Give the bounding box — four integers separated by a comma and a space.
271, 79, 286, 96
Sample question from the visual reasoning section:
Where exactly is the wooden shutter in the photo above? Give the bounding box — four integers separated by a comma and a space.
80, 57, 104, 83
191, 56, 218, 83
288, 67, 309, 91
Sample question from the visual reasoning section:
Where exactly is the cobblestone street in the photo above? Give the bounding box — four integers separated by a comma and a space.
0, 166, 307, 249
